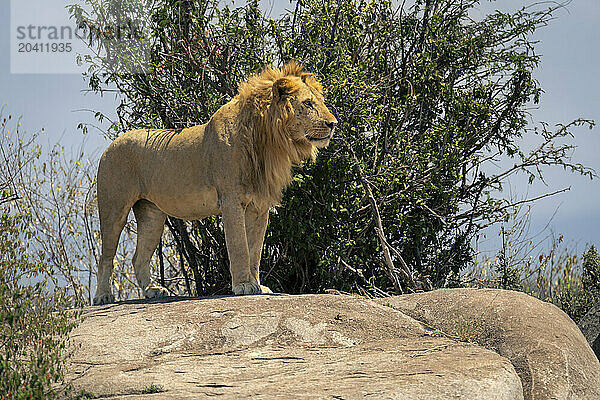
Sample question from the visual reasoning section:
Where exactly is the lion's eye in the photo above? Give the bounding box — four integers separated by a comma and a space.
303, 100, 314, 109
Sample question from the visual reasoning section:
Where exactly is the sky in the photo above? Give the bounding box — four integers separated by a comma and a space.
1, 0, 599, 258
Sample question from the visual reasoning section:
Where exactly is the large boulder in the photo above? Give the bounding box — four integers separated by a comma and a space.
578, 301, 600, 361
66, 294, 524, 399
376, 289, 600, 400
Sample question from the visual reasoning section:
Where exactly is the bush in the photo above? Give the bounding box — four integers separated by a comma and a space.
0, 211, 81, 400
555, 245, 600, 322
1, 112, 82, 399
582, 246, 600, 296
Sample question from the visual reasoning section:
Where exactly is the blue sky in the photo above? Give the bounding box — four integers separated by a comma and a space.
1, 0, 599, 256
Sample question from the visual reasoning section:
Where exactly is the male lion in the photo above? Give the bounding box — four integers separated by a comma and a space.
93, 62, 337, 305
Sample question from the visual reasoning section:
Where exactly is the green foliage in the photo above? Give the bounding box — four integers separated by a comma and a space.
0, 212, 81, 400
141, 384, 166, 394
0, 110, 83, 399
71, 0, 594, 296
1, 110, 106, 303
75, 390, 96, 400
555, 245, 600, 322
582, 245, 600, 295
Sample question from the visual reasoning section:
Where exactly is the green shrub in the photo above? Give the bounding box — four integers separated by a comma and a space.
582, 246, 600, 296
555, 245, 600, 321
0, 211, 81, 400
141, 384, 166, 394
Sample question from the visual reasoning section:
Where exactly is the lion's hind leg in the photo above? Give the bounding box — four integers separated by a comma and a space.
132, 199, 169, 299
94, 199, 132, 305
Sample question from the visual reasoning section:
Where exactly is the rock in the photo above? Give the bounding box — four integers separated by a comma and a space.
578, 301, 600, 361
66, 294, 524, 399
376, 289, 600, 400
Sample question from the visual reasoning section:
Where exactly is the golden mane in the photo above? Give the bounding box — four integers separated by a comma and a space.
237, 62, 323, 206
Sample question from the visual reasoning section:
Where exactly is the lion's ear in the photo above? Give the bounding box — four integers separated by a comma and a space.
273, 78, 296, 101
300, 73, 314, 84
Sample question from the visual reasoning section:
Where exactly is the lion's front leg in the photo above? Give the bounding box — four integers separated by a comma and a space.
221, 199, 269, 295
246, 208, 272, 294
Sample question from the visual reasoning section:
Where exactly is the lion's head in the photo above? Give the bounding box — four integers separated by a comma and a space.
271, 63, 338, 148
238, 62, 338, 205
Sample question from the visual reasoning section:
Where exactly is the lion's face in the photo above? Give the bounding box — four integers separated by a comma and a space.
274, 76, 338, 148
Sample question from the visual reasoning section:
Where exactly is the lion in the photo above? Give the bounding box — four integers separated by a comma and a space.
93, 62, 338, 305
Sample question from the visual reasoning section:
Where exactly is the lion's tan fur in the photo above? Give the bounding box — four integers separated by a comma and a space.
93, 62, 337, 304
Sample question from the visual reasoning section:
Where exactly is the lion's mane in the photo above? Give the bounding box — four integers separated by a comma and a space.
237, 62, 324, 206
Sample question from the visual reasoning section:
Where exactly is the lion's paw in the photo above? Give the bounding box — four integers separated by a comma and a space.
93, 291, 115, 305
232, 282, 273, 295
144, 283, 169, 299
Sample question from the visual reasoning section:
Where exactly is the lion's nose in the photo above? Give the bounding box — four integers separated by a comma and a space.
325, 120, 338, 130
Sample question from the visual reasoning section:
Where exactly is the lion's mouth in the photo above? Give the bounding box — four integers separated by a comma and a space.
308, 134, 331, 142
